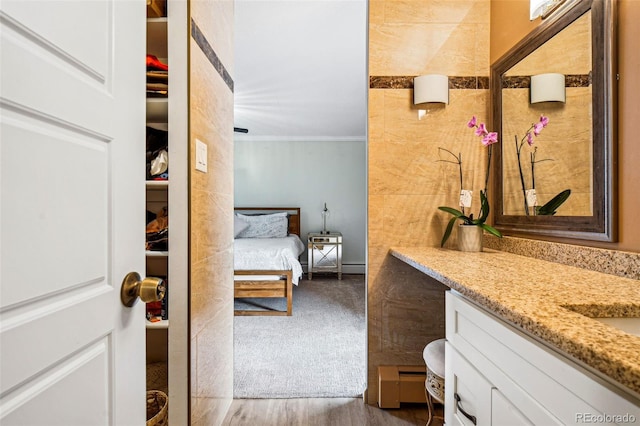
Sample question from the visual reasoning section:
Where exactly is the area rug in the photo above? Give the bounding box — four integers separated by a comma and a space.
233, 274, 366, 398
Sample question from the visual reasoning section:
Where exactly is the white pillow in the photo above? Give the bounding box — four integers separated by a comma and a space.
234, 215, 250, 238
235, 212, 288, 238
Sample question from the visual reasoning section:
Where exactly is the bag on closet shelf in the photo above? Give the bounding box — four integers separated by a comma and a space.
146, 229, 168, 251
146, 206, 168, 251
146, 126, 168, 180
150, 149, 168, 176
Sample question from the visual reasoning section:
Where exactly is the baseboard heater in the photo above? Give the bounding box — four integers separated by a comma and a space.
377, 365, 427, 408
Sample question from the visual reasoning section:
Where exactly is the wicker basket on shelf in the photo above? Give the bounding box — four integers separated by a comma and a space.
146, 390, 168, 426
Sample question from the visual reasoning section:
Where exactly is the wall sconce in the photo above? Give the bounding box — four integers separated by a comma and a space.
530, 73, 566, 103
530, 0, 567, 20
413, 74, 449, 120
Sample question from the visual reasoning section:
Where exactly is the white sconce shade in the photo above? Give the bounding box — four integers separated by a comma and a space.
413, 74, 449, 105
530, 0, 566, 20
530, 73, 566, 103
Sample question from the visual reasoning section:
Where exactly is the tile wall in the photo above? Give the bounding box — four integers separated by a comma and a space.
189, 2, 235, 424
366, 0, 639, 407
367, 0, 491, 404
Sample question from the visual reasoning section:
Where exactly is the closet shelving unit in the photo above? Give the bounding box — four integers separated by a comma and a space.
145, 1, 189, 421
145, 10, 169, 385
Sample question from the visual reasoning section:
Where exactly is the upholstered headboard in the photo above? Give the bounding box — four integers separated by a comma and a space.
234, 207, 301, 236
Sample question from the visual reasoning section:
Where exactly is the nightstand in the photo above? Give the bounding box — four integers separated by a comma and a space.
307, 232, 342, 280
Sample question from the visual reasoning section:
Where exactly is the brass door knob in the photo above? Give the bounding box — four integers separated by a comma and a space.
120, 272, 166, 307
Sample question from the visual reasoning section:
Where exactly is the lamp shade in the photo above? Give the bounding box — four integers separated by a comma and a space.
530, 73, 566, 103
413, 74, 449, 105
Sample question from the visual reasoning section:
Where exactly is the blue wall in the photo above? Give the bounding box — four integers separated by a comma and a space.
234, 138, 366, 272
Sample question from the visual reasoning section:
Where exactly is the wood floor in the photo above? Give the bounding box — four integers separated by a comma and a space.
225, 275, 444, 424
221, 398, 444, 425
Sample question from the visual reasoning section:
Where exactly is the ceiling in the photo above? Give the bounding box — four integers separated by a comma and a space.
233, 0, 368, 142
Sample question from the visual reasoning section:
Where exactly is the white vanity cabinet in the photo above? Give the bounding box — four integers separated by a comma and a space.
445, 291, 640, 425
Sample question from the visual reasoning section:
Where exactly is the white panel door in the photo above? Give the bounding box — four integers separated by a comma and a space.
0, 1, 146, 425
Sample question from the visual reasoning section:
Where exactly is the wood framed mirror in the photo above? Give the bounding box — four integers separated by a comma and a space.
491, 0, 617, 241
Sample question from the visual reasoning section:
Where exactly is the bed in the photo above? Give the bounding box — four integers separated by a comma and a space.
233, 207, 304, 316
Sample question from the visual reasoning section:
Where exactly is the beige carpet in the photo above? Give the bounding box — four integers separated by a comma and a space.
233, 274, 366, 398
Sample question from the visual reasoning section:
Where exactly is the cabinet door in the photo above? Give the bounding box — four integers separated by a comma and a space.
491, 388, 533, 426
446, 343, 492, 426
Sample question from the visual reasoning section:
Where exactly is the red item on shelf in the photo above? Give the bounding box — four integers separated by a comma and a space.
146, 54, 168, 71
147, 300, 162, 317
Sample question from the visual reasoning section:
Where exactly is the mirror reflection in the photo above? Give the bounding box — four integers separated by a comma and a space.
501, 11, 592, 216
492, 0, 616, 241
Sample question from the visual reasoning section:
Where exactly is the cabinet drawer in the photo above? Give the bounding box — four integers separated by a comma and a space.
309, 236, 340, 244
447, 344, 555, 426
445, 342, 492, 426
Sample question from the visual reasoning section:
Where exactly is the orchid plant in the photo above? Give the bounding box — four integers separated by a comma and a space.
437, 116, 503, 247
514, 115, 571, 215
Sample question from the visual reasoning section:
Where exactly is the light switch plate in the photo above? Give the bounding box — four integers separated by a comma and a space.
195, 139, 207, 173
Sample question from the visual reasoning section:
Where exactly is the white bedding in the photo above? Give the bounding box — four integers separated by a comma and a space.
233, 235, 305, 285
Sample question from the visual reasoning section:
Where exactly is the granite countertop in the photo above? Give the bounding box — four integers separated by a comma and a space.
389, 246, 640, 398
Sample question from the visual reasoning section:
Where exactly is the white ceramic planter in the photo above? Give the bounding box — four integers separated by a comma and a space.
457, 224, 483, 252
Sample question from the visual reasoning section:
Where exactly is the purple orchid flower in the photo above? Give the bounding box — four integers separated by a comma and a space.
475, 122, 488, 137
539, 115, 549, 127
482, 132, 498, 146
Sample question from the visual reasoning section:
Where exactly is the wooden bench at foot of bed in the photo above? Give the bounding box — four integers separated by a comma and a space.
233, 270, 293, 316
